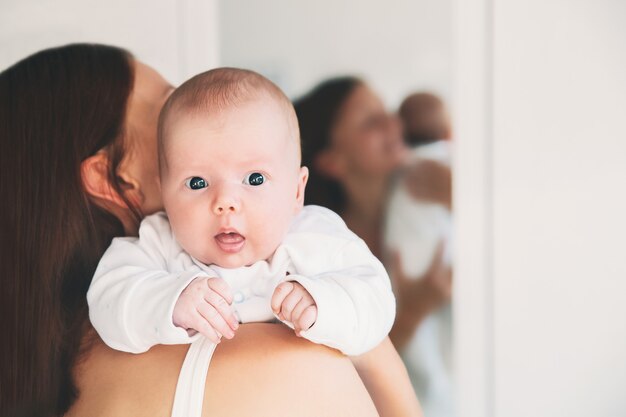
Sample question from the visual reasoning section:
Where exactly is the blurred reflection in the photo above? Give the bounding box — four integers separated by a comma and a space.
386, 91, 454, 417
399, 92, 452, 146
295, 81, 454, 416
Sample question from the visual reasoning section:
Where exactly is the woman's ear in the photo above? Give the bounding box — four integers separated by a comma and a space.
81, 151, 135, 209
314, 149, 345, 180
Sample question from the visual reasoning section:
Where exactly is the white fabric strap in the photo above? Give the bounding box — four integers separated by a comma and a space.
170, 337, 217, 417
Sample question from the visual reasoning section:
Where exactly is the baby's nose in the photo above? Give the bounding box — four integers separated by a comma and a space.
212, 191, 240, 215
213, 202, 237, 215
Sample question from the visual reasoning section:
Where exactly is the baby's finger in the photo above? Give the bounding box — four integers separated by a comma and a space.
204, 289, 239, 331
197, 302, 235, 339
290, 296, 315, 325
192, 313, 222, 344
206, 277, 234, 304
271, 281, 295, 314
295, 305, 317, 336
279, 288, 304, 323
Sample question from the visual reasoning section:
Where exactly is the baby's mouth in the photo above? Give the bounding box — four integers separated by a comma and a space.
214, 232, 246, 253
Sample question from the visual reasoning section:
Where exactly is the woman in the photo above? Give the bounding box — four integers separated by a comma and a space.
0, 45, 399, 417
295, 77, 453, 357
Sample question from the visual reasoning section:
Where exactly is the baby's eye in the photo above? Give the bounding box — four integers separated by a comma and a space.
185, 176, 208, 190
243, 172, 265, 186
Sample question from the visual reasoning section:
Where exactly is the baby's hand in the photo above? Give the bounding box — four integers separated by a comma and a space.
271, 281, 317, 336
173, 276, 239, 344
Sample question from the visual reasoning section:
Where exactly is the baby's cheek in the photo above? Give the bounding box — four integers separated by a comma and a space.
259, 216, 292, 251
188, 228, 213, 259
171, 218, 204, 259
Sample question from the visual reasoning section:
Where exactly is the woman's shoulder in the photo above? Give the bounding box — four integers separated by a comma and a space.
67, 332, 188, 417
67, 324, 377, 417
202, 324, 377, 417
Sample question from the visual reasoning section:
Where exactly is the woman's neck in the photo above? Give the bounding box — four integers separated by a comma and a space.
341, 174, 389, 259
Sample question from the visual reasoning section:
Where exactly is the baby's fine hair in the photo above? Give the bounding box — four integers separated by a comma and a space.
157, 67, 299, 166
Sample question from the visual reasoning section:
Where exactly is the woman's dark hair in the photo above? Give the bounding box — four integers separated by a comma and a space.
0, 44, 137, 416
294, 76, 362, 213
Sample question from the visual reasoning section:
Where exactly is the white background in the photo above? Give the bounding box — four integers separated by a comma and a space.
2, 1, 626, 416
454, 0, 626, 416
219, 0, 453, 107
0, 0, 219, 85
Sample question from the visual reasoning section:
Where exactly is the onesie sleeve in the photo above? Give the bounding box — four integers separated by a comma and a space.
278, 206, 396, 356
87, 213, 204, 353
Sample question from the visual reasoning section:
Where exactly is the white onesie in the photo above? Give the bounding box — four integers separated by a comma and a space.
88, 205, 395, 356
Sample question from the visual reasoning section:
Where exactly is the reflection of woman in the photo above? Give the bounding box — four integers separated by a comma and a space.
0, 45, 379, 417
295, 77, 453, 400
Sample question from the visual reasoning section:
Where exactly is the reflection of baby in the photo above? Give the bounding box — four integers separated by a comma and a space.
88, 68, 395, 356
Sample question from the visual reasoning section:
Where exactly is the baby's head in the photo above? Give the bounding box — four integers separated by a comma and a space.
398, 92, 451, 146
158, 68, 308, 268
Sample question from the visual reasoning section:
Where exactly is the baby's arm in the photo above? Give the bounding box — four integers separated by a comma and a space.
286, 241, 395, 356
87, 213, 237, 353
271, 206, 396, 356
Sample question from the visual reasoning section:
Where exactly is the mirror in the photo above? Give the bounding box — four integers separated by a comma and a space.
218, 2, 455, 415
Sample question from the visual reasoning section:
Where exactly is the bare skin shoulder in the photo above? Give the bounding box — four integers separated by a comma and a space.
67, 324, 378, 417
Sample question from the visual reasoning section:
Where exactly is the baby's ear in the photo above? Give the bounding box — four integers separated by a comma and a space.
295, 166, 309, 211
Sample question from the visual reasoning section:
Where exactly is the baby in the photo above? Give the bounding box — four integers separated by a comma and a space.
87, 68, 395, 356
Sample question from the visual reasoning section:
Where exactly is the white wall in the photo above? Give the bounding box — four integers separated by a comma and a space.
0, 0, 219, 85
218, 0, 452, 108
454, 1, 626, 416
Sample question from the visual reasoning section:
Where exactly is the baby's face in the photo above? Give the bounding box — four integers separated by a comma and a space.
161, 96, 308, 268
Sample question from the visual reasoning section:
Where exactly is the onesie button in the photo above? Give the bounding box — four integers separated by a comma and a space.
233, 291, 245, 304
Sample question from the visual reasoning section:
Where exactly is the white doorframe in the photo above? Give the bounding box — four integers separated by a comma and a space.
175, 0, 220, 83
452, 0, 494, 416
